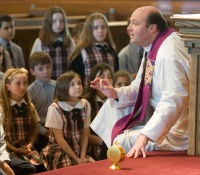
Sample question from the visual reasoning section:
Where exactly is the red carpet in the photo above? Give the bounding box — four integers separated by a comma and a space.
35, 151, 200, 175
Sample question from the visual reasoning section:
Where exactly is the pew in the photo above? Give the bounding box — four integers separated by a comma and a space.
14, 16, 87, 27
3, 0, 199, 83
0, 0, 200, 21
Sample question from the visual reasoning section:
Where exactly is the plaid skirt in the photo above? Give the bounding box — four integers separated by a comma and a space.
10, 148, 43, 165
41, 143, 95, 170
87, 145, 101, 161
9, 140, 43, 165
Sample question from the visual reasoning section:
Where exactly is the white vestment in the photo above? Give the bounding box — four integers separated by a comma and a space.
91, 32, 190, 153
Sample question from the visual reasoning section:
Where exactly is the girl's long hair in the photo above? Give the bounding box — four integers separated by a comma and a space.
39, 6, 72, 47
54, 71, 82, 102
83, 63, 114, 108
68, 12, 116, 64
0, 68, 38, 140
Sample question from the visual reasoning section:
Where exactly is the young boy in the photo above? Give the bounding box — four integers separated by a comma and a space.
0, 15, 25, 68
28, 51, 56, 152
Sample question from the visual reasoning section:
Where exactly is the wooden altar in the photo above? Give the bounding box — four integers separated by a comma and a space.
171, 14, 200, 155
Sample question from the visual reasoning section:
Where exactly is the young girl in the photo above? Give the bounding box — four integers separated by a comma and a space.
41, 71, 94, 170
114, 70, 132, 88
30, 6, 75, 80
0, 68, 45, 174
83, 63, 114, 160
68, 12, 119, 88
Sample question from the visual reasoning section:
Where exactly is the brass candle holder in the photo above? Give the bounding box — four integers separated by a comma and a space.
107, 141, 126, 170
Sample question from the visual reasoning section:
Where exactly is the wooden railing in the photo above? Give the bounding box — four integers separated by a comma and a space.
1, 0, 199, 83
0, 0, 200, 21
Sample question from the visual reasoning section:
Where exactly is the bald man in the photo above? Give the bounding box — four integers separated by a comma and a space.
90, 6, 190, 158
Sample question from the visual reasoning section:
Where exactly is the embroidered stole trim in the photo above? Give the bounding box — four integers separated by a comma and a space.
111, 28, 176, 144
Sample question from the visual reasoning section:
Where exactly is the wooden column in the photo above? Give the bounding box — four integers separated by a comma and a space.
171, 15, 200, 155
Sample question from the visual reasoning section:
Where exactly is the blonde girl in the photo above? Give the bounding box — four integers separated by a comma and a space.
68, 12, 119, 88
41, 71, 94, 170
31, 6, 75, 80
0, 68, 45, 174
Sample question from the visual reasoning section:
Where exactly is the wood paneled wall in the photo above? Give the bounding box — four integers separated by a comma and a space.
0, 0, 200, 20
1, 0, 200, 83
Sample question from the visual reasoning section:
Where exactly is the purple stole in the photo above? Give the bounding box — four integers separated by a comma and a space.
111, 28, 176, 144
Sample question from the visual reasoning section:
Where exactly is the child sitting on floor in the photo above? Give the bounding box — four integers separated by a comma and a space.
0, 68, 45, 174
83, 63, 114, 160
41, 71, 94, 170
28, 52, 56, 152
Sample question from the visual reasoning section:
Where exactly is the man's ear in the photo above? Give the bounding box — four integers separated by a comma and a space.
29, 68, 35, 76
150, 24, 157, 33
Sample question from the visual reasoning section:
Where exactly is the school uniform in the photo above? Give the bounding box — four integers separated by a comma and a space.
0, 99, 43, 174
0, 38, 25, 68
3, 99, 43, 164
28, 79, 56, 151
0, 124, 37, 175
31, 37, 75, 80
91, 96, 106, 122
68, 43, 119, 88
91, 32, 190, 153
0, 50, 12, 73
41, 99, 92, 170
87, 96, 107, 160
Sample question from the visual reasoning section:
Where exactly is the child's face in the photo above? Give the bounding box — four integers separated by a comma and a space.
92, 18, 107, 44
6, 73, 28, 102
96, 69, 113, 85
0, 21, 15, 42
51, 13, 65, 35
69, 76, 83, 99
95, 69, 113, 99
115, 76, 131, 88
30, 64, 52, 82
